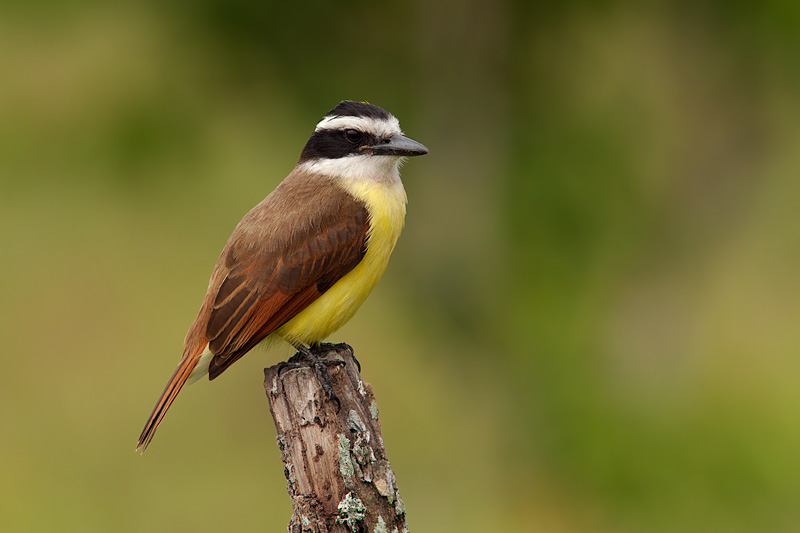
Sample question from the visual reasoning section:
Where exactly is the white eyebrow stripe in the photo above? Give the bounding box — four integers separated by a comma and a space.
314, 115, 402, 137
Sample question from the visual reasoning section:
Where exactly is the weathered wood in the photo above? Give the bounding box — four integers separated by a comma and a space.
264, 346, 408, 533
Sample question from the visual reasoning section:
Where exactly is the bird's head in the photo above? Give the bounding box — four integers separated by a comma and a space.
298, 101, 428, 178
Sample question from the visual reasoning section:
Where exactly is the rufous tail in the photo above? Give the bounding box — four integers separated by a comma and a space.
137, 355, 198, 453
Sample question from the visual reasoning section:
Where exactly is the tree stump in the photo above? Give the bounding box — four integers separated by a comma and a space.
264, 346, 408, 533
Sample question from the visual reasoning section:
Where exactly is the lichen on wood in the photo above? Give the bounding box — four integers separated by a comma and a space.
264, 346, 408, 532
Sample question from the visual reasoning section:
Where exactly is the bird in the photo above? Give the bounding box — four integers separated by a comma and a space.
136, 101, 428, 452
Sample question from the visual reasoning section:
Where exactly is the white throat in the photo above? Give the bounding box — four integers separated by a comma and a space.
298, 155, 404, 187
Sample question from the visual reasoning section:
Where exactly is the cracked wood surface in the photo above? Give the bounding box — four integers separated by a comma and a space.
264, 347, 408, 533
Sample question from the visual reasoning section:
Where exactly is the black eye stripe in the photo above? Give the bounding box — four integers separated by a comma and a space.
299, 129, 382, 162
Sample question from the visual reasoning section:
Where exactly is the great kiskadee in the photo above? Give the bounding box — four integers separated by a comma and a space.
136, 101, 427, 452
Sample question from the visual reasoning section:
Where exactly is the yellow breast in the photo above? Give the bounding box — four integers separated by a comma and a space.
275, 172, 407, 345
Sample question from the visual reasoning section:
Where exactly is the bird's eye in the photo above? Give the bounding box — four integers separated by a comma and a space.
344, 129, 362, 144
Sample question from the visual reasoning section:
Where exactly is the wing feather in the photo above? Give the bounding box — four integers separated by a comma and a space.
204, 180, 369, 380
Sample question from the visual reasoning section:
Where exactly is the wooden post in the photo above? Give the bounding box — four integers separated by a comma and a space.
264, 346, 408, 533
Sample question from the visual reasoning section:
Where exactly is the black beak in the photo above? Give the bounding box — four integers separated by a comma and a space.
368, 134, 429, 157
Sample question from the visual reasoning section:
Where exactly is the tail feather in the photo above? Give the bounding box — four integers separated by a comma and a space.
136, 354, 199, 453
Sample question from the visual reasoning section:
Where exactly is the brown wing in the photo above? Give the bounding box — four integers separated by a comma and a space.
137, 173, 367, 451
204, 178, 369, 380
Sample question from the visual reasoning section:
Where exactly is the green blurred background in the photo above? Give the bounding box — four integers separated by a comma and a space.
2, 1, 799, 531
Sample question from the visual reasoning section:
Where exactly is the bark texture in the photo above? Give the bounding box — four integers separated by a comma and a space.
264, 347, 408, 533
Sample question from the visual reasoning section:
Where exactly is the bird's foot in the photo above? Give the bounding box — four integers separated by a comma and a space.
313, 342, 360, 372
278, 344, 347, 409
